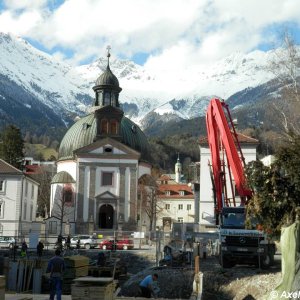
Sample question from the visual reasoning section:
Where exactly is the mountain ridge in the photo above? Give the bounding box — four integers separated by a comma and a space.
0, 32, 295, 140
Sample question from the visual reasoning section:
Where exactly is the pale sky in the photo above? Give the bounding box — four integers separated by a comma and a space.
1, 0, 300, 74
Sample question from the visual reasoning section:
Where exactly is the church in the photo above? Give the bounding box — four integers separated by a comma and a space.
50, 50, 152, 234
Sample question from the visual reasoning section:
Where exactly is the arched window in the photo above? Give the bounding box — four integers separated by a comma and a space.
110, 119, 118, 134
63, 184, 73, 206
112, 93, 116, 106
101, 119, 109, 134
104, 92, 110, 105
96, 91, 102, 106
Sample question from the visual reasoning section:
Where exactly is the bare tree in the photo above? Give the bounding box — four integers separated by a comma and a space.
269, 31, 300, 135
24, 165, 54, 217
138, 175, 164, 232
142, 186, 164, 231
52, 184, 75, 235
37, 169, 52, 217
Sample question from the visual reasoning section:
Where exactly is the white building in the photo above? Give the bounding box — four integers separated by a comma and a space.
50, 53, 152, 235
260, 155, 275, 166
156, 174, 194, 229
0, 159, 39, 237
198, 133, 258, 229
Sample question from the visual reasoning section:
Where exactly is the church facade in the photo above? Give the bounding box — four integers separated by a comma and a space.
50, 52, 152, 234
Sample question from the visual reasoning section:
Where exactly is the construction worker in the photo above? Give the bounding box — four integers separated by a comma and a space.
56, 234, 63, 251
37, 241, 44, 257
21, 240, 28, 258
66, 235, 71, 249
139, 273, 158, 298
47, 249, 65, 300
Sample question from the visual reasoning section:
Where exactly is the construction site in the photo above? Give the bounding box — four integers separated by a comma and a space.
0, 84, 300, 300
0, 221, 298, 300
1, 97, 300, 300
0, 236, 204, 300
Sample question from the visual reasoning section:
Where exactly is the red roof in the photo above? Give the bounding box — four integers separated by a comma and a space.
158, 175, 172, 181
24, 165, 43, 175
158, 184, 194, 199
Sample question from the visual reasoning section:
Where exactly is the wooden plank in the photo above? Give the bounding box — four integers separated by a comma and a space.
22, 260, 28, 292
25, 261, 34, 291
64, 266, 89, 278
71, 283, 116, 300
73, 276, 114, 284
17, 261, 24, 292
8, 261, 19, 291
32, 268, 43, 294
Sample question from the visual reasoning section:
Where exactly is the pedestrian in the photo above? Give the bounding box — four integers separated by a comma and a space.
76, 238, 80, 249
46, 249, 65, 300
37, 241, 44, 257
66, 235, 71, 249
97, 252, 106, 267
139, 273, 158, 298
56, 234, 63, 251
21, 240, 28, 258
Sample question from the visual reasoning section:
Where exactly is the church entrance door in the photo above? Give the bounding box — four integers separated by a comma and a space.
99, 204, 114, 229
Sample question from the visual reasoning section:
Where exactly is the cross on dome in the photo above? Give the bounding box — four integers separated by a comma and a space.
106, 45, 111, 65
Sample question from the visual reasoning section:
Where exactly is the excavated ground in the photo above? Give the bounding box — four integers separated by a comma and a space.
97, 250, 282, 300
200, 255, 282, 300
20, 248, 281, 299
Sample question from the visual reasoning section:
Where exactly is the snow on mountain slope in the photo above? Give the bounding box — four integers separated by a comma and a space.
0, 33, 91, 118
76, 57, 164, 122
0, 32, 283, 129
77, 49, 277, 123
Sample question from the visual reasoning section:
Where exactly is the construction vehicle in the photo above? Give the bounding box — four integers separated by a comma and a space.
159, 241, 193, 267
206, 98, 276, 268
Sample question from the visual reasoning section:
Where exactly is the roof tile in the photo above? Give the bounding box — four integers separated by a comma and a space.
0, 159, 22, 174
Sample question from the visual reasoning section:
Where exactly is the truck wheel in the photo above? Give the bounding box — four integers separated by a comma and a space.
220, 255, 234, 268
260, 254, 273, 269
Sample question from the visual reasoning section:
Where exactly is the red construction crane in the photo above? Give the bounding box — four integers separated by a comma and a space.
206, 98, 252, 214
205, 98, 276, 269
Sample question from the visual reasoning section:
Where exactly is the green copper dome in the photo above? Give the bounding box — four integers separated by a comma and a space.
95, 66, 120, 87
51, 171, 75, 184
58, 114, 151, 162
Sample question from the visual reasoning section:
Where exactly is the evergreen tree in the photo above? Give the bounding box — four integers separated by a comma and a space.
246, 134, 300, 236
0, 125, 24, 169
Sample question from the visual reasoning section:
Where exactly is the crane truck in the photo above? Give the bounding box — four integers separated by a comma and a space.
206, 98, 276, 268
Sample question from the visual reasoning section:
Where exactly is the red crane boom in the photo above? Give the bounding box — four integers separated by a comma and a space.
206, 98, 252, 214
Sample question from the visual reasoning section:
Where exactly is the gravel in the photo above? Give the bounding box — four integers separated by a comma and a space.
200, 256, 282, 300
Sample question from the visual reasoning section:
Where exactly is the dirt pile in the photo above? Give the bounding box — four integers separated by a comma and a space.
200, 256, 282, 300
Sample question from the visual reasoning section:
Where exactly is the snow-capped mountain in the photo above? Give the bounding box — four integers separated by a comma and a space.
0, 33, 91, 116
0, 32, 286, 137
76, 49, 277, 124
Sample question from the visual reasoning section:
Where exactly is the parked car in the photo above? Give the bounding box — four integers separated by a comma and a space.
99, 239, 134, 250
116, 239, 134, 250
69, 235, 97, 249
0, 236, 17, 249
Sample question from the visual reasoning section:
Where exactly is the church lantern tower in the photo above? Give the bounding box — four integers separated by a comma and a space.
93, 46, 123, 141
